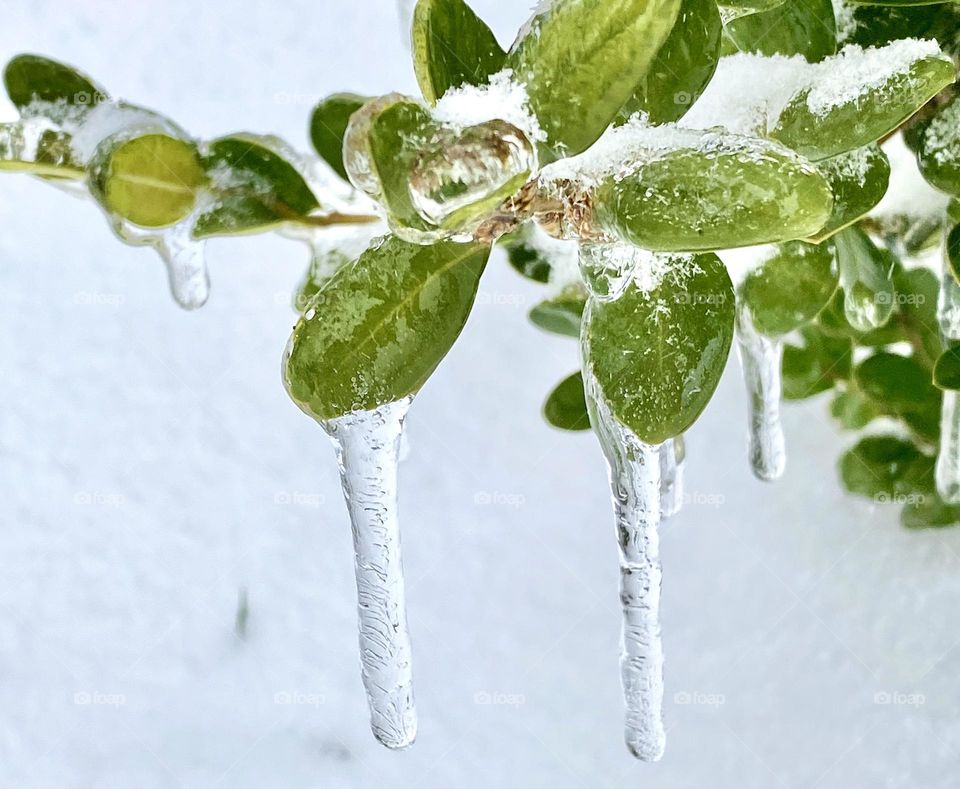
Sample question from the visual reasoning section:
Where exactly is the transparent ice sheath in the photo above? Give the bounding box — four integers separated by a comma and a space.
937, 257, 960, 503
322, 398, 417, 749
735, 306, 786, 481
582, 356, 666, 762
660, 437, 685, 518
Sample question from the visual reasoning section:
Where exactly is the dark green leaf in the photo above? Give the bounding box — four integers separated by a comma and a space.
724, 0, 836, 62
500, 227, 552, 283
620, 0, 722, 124
412, 0, 506, 103
934, 342, 960, 390
782, 326, 852, 399
855, 351, 941, 439
310, 93, 367, 182
283, 235, 490, 420
772, 50, 955, 160
950, 223, 960, 282
739, 240, 838, 336
840, 435, 933, 500
808, 145, 890, 242
4, 53, 105, 110
529, 293, 585, 337
591, 134, 833, 252
506, 0, 682, 159
583, 252, 735, 443
901, 495, 960, 529
544, 372, 591, 431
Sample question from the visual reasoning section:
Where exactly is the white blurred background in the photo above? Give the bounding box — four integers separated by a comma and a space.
1, 2, 959, 786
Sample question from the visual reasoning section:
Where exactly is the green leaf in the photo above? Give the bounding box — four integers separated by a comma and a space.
724, 0, 837, 62
808, 145, 891, 243
412, 0, 506, 103
544, 372, 591, 431
193, 135, 320, 238
591, 133, 833, 252
839, 435, 933, 501
830, 388, 881, 429
782, 326, 852, 399
934, 342, 960, 390
901, 495, 960, 529
850, 0, 956, 7
843, 5, 960, 56
772, 50, 955, 160
833, 227, 895, 332
950, 223, 960, 282
892, 266, 942, 365
529, 293, 585, 337
4, 53, 105, 110
506, 0, 682, 159
500, 226, 552, 283
310, 93, 367, 182
739, 240, 838, 336
92, 133, 207, 228
283, 235, 490, 420
855, 351, 941, 439
717, 0, 785, 13
620, 0, 722, 124
583, 252, 735, 443
916, 95, 960, 196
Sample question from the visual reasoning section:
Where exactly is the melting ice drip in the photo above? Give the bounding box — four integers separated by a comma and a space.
936, 258, 960, 503
322, 398, 417, 749
583, 361, 666, 762
660, 437, 685, 519
735, 306, 786, 481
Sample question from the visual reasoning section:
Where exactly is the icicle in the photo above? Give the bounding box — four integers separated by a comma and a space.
583, 365, 666, 762
735, 306, 786, 481
660, 436, 685, 518
322, 398, 417, 750
936, 255, 960, 503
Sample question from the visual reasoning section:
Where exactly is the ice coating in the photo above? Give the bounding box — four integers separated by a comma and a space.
736, 306, 786, 481
660, 437, 685, 519
938, 257, 960, 341
936, 392, 960, 504
322, 398, 418, 750
582, 338, 666, 762
578, 240, 695, 302
682, 39, 943, 137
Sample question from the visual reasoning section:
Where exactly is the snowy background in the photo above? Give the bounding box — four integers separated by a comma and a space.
2, 1, 960, 786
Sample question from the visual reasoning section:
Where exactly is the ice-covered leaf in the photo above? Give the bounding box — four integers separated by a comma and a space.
901, 495, 960, 529
4, 53, 105, 111
583, 251, 735, 443
833, 226, 895, 332
830, 388, 880, 429
310, 93, 367, 182
91, 133, 207, 228
543, 371, 591, 431
412, 0, 506, 103
283, 235, 489, 420
916, 96, 960, 196
856, 351, 941, 439
717, 0, 785, 12
620, 0, 722, 124
843, 5, 960, 55
506, 0, 681, 160
934, 343, 960, 390
840, 435, 933, 500
0, 121, 84, 177
772, 44, 955, 160
739, 241, 838, 336
724, 0, 837, 62
576, 124, 832, 252
808, 144, 890, 242
529, 292, 585, 337
782, 326, 851, 399
193, 135, 320, 238
949, 223, 960, 282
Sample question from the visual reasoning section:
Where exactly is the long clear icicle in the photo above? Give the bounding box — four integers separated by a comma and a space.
322, 398, 417, 749
936, 256, 960, 503
735, 306, 786, 481
659, 437, 685, 518
583, 365, 666, 762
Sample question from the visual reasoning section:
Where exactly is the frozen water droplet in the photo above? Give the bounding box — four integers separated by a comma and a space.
660, 437, 685, 518
322, 398, 417, 750
736, 306, 786, 481
583, 363, 666, 762
578, 243, 634, 302
936, 390, 960, 504
408, 120, 536, 228
938, 258, 960, 342
343, 93, 408, 201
